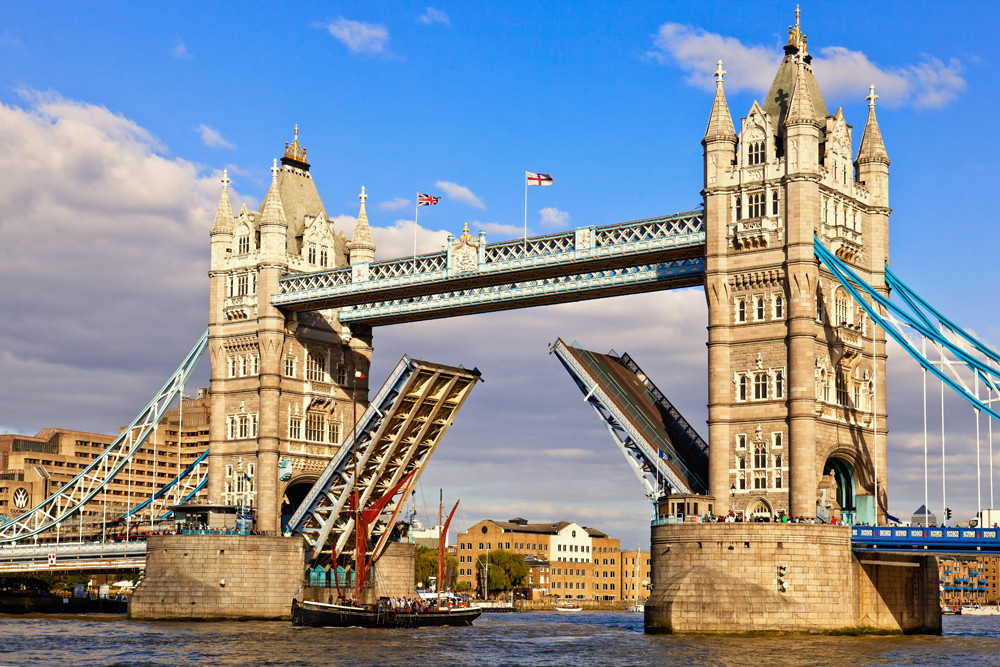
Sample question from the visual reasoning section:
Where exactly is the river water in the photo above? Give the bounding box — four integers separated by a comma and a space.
2, 612, 998, 666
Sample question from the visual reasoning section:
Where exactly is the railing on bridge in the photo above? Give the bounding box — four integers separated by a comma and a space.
851, 526, 1000, 554
272, 210, 706, 324
0, 540, 147, 573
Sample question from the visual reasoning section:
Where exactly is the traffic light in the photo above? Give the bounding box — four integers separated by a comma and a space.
946, 508, 953, 520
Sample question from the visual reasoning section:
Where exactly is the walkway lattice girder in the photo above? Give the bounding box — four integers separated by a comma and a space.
337, 259, 705, 326
273, 211, 705, 314
286, 356, 481, 566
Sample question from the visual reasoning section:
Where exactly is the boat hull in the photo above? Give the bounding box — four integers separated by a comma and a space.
291, 599, 483, 628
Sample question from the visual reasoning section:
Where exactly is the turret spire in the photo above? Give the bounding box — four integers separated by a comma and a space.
858, 84, 889, 164
211, 169, 234, 233
784, 54, 819, 127
348, 185, 376, 265
703, 59, 737, 142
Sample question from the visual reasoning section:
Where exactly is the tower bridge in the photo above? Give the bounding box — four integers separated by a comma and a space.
3, 10, 999, 632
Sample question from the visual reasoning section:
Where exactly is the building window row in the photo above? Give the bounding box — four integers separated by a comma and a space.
288, 413, 341, 444
228, 353, 259, 378
735, 294, 783, 323
226, 413, 259, 440
734, 190, 780, 220
226, 271, 257, 297
306, 243, 331, 268
735, 369, 784, 401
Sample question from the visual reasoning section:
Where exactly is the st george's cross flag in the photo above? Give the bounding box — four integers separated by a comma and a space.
526, 171, 553, 186
417, 192, 440, 206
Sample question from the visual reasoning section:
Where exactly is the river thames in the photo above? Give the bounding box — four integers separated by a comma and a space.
2, 612, 998, 666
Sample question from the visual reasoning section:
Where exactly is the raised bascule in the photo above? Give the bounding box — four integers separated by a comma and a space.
4, 10, 1000, 632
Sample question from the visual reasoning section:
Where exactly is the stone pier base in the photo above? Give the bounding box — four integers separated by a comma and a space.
644, 524, 940, 634
129, 535, 304, 621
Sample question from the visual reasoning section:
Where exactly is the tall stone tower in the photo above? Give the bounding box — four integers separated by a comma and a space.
207, 128, 375, 533
703, 12, 890, 522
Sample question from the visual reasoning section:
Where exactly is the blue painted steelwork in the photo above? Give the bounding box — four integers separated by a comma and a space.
815, 239, 1000, 422
126, 449, 210, 520
0, 330, 209, 542
272, 211, 705, 323
851, 525, 1000, 555
340, 258, 704, 326
550, 338, 708, 499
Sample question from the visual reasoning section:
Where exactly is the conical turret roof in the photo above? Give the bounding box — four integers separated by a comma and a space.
704, 60, 737, 142
211, 169, 234, 233
858, 85, 889, 163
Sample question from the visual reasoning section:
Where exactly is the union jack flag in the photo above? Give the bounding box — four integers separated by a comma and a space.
417, 192, 440, 206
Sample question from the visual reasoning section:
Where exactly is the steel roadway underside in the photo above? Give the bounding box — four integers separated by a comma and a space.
273, 210, 705, 324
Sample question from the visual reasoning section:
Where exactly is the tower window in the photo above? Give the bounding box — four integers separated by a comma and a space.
237, 235, 250, 254
754, 444, 767, 470
319, 246, 329, 268
284, 356, 296, 378
774, 371, 784, 398
774, 295, 784, 319
755, 297, 765, 321
308, 244, 316, 264
772, 190, 779, 215
748, 192, 765, 218
748, 141, 765, 165
735, 196, 742, 220
738, 375, 749, 401
836, 373, 848, 406
754, 373, 768, 400
736, 298, 747, 323
307, 350, 326, 382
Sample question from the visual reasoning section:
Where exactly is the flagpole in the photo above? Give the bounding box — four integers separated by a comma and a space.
414, 191, 419, 265
523, 170, 528, 253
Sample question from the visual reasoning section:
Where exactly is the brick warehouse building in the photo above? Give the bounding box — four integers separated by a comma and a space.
455, 517, 650, 602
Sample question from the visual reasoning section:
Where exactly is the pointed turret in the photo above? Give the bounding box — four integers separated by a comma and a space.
784, 55, 820, 129
704, 60, 737, 143
210, 170, 234, 269
348, 186, 376, 265
211, 169, 234, 234
858, 85, 889, 165
259, 158, 289, 263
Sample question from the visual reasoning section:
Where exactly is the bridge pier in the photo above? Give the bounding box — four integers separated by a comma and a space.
645, 523, 940, 634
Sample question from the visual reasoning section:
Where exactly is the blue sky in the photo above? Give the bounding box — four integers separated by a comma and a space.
0, 2, 998, 546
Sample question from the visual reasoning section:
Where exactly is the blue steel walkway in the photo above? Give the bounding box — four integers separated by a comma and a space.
851, 526, 1000, 555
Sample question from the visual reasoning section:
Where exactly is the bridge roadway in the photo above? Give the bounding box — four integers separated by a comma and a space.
272, 210, 705, 324
3, 525, 999, 576
0, 541, 146, 573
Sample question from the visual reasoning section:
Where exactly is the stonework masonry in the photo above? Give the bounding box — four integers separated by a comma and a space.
645, 524, 939, 634
129, 535, 303, 620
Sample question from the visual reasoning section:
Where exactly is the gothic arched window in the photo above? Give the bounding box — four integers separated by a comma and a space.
236, 224, 251, 254
319, 245, 329, 268
754, 444, 767, 470
308, 244, 317, 264
307, 350, 326, 382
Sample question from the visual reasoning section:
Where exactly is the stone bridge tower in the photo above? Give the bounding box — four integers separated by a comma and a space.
207, 129, 374, 533
702, 14, 890, 522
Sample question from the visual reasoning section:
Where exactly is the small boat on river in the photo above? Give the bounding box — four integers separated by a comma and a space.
291, 598, 482, 628
553, 602, 582, 612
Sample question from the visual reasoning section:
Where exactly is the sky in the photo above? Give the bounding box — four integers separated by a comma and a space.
1, 1, 998, 548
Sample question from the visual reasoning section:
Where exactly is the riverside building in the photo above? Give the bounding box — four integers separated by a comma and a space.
455, 517, 648, 602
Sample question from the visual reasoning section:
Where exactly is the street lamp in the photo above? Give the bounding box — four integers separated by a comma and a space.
730, 484, 736, 512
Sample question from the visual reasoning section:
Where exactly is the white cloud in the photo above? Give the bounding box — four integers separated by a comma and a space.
324, 18, 391, 56
435, 180, 485, 209
539, 206, 570, 229
378, 197, 410, 211
196, 123, 235, 149
0, 90, 223, 435
419, 7, 451, 26
171, 41, 192, 60
649, 23, 966, 109
473, 221, 521, 239
340, 216, 451, 259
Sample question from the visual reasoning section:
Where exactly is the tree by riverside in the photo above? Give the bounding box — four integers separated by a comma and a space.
475, 550, 528, 597
414, 546, 458, 591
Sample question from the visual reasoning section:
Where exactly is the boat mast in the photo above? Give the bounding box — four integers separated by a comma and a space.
437, 489, 443, 611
